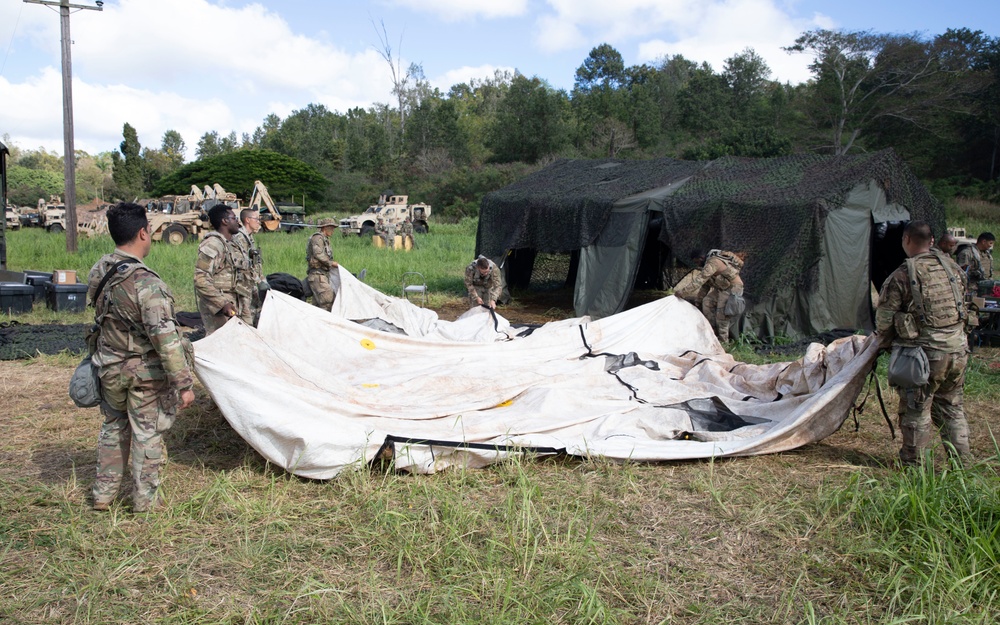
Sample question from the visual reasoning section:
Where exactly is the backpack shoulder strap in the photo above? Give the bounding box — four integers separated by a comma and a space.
905, 256, 924, 320
90, 259, 138, 306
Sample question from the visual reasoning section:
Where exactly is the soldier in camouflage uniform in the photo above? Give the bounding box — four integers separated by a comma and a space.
87, 202, 196, 512
233, 208, 266, 325
464, 255, 502, 309
400, 217, 416, 249
194, 205, 243, 335
876, 221, 972, 466
675, 250, 745, 343
956, 231, 995, 287
307, 218, 339, 310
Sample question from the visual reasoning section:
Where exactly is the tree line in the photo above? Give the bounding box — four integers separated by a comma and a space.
5, 28, 999, 219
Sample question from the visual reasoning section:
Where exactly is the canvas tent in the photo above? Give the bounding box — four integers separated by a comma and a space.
193, 273, 878, 479
477, 149, 944, 339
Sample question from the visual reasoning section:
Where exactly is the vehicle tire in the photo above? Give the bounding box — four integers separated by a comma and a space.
48, 223, 64, 234
360, 223, 375, 237
414, 222, 429, 234
164, 224, 187, 245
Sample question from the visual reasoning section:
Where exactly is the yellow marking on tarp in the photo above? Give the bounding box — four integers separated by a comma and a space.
361, 338, 375, 350
494, 399, 513, 408
362, 383, 380, 388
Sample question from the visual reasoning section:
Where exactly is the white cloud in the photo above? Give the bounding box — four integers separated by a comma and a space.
534, 15, 585, 54
1, 0, 399, 161
536, 0, 829, 83
386, 0, 528, 21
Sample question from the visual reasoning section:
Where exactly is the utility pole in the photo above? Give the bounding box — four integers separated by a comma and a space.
23, 0, 103, 253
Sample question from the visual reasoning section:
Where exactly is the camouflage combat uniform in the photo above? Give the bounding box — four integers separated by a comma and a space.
232, 225, 264, 325
400, 219, 416, 249
676, 251, 744, 342
194, 231, 243, 335
464, 256, 502, 307
876, 248, 971, 466
673, 269, 711, 309
87, 250, 194, 512
956, 244, 992, 285
307, 231, 336, 310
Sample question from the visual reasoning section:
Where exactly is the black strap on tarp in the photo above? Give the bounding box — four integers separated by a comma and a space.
873, 364, 895, 439
852, 358, 894, 439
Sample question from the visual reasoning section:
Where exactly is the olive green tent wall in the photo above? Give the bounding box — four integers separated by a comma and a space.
478, 150, 943, 339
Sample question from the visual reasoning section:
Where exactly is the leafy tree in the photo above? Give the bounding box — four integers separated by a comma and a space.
75, 153, 112, 203
405, 97, 470, 173
196, 131, 223, 160
261, 103, 344, 176
6, 165, 63, 206
677, 63, 731, 135
488, 74, 570, 163
141, 147, 173, 192
785, 29, 988, 154
151, 149, 327, 206
111, 123, 143, 200
447, 70, 513, 164
572, 44, 629, 153
161, 130, 186, 168
249, 113, 282, 149
15, 147, 62, 172
219, 131, 240, 153
574, 43, 626, 94
723, 48, 771, 121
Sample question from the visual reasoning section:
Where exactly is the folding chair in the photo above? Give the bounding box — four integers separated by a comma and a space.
401, 272, 427, 306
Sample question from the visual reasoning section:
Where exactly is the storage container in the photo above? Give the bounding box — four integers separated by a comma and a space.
23, 271, 53, 302
45, 282, 89, 313
0, 282, 34, 314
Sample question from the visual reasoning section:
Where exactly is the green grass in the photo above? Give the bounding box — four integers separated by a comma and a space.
2, 220, 478, 315
3, 210, 1000, 624
827, 457, 1000, 624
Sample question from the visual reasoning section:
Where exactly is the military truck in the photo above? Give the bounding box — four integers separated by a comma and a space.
36, 195, 68, 233
339, 194, 431, 236
137, 184, 245, 244
5, 202, 20, 231
247, 180, 306, 233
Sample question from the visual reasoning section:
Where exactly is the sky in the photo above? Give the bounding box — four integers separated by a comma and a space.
1, 0, 997, 162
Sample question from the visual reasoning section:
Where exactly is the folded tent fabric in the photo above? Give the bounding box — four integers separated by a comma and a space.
192, 272, 876, 479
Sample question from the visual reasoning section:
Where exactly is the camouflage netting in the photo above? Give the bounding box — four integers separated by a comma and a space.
658, 149, 943, 299
0, 322, 89, 360
476, 158, 704, 257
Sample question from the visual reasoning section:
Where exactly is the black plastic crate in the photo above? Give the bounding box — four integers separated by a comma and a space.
24, 271, 53, 302
45, 282, 89, 313
1, 282, 34, 314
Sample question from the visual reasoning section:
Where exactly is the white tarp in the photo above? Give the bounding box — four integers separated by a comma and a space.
193, 274, 877, 479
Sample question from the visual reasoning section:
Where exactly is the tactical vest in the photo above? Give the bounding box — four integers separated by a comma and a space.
202, 232, 241, 294
906, 249, 964, 329
306, 233, 332, 272
707, 251, 743, 291
94, 261, 158, 356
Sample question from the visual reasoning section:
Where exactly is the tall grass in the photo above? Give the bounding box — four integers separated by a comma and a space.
828, 453, 1000, 624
